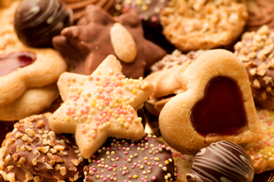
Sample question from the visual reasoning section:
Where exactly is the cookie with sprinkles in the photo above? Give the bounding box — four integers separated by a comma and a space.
49, 55, 154, 159
84, 134, 177, 182
0, 113, 87, 182
243, 109, 274, 173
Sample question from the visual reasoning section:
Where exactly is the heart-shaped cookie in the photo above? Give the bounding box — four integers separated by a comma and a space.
159, 49, 263, 154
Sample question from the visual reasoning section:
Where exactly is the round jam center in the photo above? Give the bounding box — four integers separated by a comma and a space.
0, 52, 36, 76
190, 76, 247, 136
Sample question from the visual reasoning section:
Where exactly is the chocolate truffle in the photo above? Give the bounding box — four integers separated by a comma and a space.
84, 134, 177, 182
0, 113, 87, 182
14, 0, 72, 47
186, 141, 254, 182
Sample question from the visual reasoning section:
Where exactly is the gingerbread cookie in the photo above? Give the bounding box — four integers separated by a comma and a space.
61, 0, 114, 22
0, 113, 87, 182
187, 141, 254, 182
53, 5, 166, 79
0, 1, 67, 121
14, 0, 72, 47
234, 25, 274, 110
49, 55, 154, 159
158, 49, 262, 155
246, 0, 274, 31
84, 134, 177, 182
160, 0, 248, 51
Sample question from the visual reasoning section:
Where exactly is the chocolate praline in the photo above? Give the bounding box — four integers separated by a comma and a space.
84, 134, 177, 182
186, 141, 254, 182
14, 0, 72, 47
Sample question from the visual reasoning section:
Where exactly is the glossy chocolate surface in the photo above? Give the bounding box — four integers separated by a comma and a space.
84, 134, 176, 182
191, 76, 247, 136
186, 141, 254, 182
14, 0, 72, 47
0, 51, 36, 76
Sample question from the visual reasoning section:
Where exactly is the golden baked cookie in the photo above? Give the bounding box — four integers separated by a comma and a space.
158, 49, 262, 154
0, 1, 67, 121
160, 0, 248, 51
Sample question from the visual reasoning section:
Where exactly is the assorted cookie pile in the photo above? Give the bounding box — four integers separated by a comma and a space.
1, 0, 274, 181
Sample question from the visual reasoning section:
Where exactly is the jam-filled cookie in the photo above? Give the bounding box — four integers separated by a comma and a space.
0, 113, 87, 182
157, 49, 262, 154
160, 0, 248, 51
0, 1, 67, 121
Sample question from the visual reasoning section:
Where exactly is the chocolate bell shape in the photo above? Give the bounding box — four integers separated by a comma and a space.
14, 0, 72, 47
186, 141, 254, 182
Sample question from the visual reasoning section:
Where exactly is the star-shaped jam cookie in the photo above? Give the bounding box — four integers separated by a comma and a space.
49, 55, 154, 159
52, 5, 166, 79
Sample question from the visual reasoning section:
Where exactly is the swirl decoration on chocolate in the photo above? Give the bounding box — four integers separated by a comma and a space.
186, 141, 254, 182
0, 51, 36, 77
84, 134, 177, 182
246, 0, 274, 31
234, 25, 274, 110
52, 5, 166, 79
0, 113, 87, 182
14, 0, 72, 47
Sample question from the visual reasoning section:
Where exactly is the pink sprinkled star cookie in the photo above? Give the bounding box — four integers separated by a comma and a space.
49, 55, 154, 159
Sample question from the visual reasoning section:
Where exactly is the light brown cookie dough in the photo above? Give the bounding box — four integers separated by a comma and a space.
160, 0, 248, 51
0, 1, 67, 121
158, 49, 262, 155
234, 25, 274, 110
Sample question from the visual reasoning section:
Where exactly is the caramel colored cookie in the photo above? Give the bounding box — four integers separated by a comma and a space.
61, 0, 114, 22
158, 49, 262, 155
234, 25, 274, 110
246, 0, 274, 31
53, 5, 166, 79
160, 0, 248, 51
0, 1, 67, 121
49, 55, 154, 159
0, 113, 87, 182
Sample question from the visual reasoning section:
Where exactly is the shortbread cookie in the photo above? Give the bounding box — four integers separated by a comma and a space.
243, 109, 274, 173
49, 55, 154, 159
53, 5, 166, 79
158, 49, 262, 155
234, 25, 274, 110
0, 113, 87, 182
246, 0, 274, 31
61, 0, 114, 22
84, 134, 177, 182
160, 0, 248, 51
0, 1, 67, 121
187, 141, 254, 182
0, 85, 59, 121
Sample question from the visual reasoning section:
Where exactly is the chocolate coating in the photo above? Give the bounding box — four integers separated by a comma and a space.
186, 141, 254, 182
84, 134, 177, 182
0, 113, 87, 182
14, 0, 72, 47
191, 76, 247, 136
53, 5, 166, 79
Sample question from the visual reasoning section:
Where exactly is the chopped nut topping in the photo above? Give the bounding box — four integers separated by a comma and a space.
32, 158, 37, 166
15, 133, 23, 139
45, 162, 53, 169
25, 128, 35, 138
71, 159, 80, 166
12, 154, 18, 161
51, 155, 64, 163
50, 149, 57, 154
36, 119, 45, 128
5, 154, 11, 162
7, 165, 14, 172
263, 76, 274, 85
59, 151, 68, 156
25, 145, 32, 151
22, 134, 32, 142
54, 145, 65, 151
37, 146, 50, 154
261, 91, 267, 100
55, 164, 61, 171
48, 131, 56, 140
18, 157, 26, 164
253, 79, 261, 88
60, 167, 67, 176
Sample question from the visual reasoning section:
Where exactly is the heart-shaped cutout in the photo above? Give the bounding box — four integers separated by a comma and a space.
159, 49, 263, 154
191, 76, 247, 136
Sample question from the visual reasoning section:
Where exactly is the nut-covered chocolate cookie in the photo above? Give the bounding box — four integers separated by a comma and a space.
84, 134, 177, 182
234, 25, 274, 110
53, 5, 166, 79
0, 113, 87, 182
160, 0, 248, 51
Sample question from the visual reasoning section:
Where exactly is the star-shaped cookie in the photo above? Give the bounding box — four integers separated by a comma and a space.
49, 55, 154, 159
52, 5, 166, 79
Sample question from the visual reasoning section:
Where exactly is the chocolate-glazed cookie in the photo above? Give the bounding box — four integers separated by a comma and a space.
0, 113, 87, 182
14, 0, 72, 47
84, 134, 177, 182
53, 5, 166, 79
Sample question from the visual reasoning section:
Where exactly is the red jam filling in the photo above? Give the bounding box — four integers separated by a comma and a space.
0, 52, 36, 76
190, 76, 247, 136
